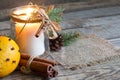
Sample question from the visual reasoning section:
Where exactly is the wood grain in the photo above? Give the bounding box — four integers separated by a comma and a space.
1, 5, 120, 80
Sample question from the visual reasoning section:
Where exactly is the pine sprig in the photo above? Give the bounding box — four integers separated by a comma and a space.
48, 8, 64, 23
61, 32, 80, 46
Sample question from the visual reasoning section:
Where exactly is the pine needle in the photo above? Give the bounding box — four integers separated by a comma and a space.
48, 8, 64, 23
61, 32, 80, 46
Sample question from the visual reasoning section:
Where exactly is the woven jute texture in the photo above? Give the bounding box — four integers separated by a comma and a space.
51, 35, 120, 69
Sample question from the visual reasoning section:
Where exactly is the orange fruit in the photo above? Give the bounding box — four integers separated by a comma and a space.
0, 36, 20, 78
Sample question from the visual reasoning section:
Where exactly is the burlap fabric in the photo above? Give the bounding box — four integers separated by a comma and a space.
51, 35, 120, 69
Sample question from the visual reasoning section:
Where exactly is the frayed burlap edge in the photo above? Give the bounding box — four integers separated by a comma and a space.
50, 34, 120, 69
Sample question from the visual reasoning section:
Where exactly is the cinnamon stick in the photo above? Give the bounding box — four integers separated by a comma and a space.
52, 69, 58, 77
19, 59, 53, 73
35, 20, 45, 37
19, 59, 58, 78
35, 71, 54, 78
34, 67, 58, 78
21, 53, 58, 66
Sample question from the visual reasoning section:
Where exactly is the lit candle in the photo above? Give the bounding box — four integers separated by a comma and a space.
10, 5, 45, 56
15, 22, 45, 56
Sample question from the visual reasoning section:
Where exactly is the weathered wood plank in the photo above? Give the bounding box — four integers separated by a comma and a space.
0, 2, 120, 21
51, 58, 120, 80
63, 6, 120, 21
0, 21, 10, 30
61, 15, 120, 40
109, 38, 120, 49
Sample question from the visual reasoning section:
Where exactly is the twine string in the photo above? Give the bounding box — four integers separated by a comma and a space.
16, 20, 27, 40
20, 55, 35, 74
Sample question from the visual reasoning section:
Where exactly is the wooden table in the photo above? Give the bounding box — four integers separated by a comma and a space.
1, 3, 120, 80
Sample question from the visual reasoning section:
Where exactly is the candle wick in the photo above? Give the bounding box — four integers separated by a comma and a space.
28, 1, 33, 5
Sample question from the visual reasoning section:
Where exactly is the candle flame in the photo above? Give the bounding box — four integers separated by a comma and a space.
12, 5, 38, 20
25, 7, 34, 17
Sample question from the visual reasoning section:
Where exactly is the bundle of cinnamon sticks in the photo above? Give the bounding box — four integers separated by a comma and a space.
19, 53, 58, 78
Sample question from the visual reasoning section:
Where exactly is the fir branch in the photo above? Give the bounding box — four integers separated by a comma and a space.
61, 32, 80, 46
48, 8, 64, 23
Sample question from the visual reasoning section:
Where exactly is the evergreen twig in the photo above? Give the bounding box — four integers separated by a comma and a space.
61, 32, 80, 46
48, 8, 64, 23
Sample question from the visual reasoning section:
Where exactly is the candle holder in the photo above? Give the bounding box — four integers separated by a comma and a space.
10, 4, 50, 57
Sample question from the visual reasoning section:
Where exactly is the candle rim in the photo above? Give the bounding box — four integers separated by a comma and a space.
10, 5, 38, 15
10, 5, 43, 23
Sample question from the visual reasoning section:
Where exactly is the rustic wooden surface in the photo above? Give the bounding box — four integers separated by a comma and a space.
1, 4, 120, 80
1, 58, 120, 80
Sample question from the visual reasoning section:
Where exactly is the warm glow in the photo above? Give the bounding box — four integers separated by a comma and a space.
12, 6, 37, 20
11, 4, 45, 56
15, 22, 45, 56
25, 7, 35, 17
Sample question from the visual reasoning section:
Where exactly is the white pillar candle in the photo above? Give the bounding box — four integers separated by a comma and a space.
10, 5, 48, 56
15, 22, 45, 56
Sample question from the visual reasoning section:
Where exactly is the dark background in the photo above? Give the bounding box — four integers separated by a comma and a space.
0, 0, 84, 10
0, 0, 117, 10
